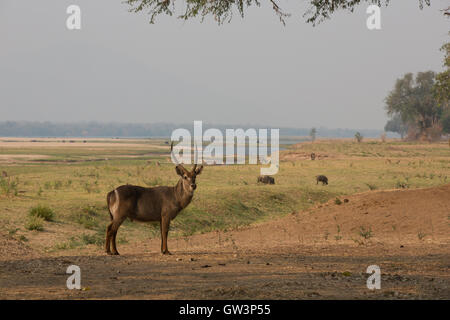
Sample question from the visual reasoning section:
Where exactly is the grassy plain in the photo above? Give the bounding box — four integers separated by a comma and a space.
1, 137, 449, 255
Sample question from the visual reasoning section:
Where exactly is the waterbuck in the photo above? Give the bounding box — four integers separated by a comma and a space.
105, 145, 203, 255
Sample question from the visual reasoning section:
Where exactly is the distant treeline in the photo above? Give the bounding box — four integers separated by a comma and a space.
0, 121, 386, 138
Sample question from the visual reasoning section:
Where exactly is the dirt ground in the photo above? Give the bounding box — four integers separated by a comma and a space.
1, 184, 449, 300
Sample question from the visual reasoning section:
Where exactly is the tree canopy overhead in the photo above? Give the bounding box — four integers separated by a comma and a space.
124, 0, 433, 25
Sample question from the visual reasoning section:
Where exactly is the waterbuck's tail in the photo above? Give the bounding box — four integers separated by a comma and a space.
106, 190, 115, 221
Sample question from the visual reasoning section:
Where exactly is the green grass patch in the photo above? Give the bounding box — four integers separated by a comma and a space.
0, 176, 19, 196
25, 216, 44, 231
29, 205, 54, 221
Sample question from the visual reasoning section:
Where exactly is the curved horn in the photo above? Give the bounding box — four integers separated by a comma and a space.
170, 141, 180, 165
192, 142, 198, 172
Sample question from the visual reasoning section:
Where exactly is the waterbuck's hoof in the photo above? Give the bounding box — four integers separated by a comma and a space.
161, 250, 172, 255
112, 252, 120, 256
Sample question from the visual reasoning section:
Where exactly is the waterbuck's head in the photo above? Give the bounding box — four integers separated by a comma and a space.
171, 142, 204, 194
175, 164, 203, 193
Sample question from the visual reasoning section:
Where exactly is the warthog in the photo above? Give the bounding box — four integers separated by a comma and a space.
310, 153, 316, 160
316, 175, 328, 185
257, 175, 275, 184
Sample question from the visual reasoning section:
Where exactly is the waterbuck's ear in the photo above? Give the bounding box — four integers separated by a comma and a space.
194, 165, 204, 175
175, 165, 187, 176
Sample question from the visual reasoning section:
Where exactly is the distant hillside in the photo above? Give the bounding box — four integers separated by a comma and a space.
0, 121, 386, 138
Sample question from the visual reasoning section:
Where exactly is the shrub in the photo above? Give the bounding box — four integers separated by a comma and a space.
29, 205, 55, 221
0, 176, 19, 196
395, 181, 409, 189
366, 183, 377, 190
72, 207, 99, 230
355, 132, 363, 143
359, 226, 373, 239
53, 180, 63, 189
25, 216, 44, 231
81, 233, 103, 246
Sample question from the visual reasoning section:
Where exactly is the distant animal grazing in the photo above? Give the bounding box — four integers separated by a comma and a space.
316, 175, 328, 185
155, 161, 161, 166
104, 143, 203, 255
310, 153, 316, 160
257, 175, 275, 184
1, 171, 7, 178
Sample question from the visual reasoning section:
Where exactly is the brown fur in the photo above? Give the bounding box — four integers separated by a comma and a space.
105, 164, 203, 255
257, 175, 275, 184
316, 175, 328, 185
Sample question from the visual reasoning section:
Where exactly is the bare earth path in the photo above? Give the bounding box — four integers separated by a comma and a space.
1, 185, 449, 299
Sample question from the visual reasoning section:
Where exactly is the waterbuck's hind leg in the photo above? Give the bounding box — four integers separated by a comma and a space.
105, 222, 113, 255
110, 217, 126, 255
105, 191, 115, 255
105, 189, 126, 255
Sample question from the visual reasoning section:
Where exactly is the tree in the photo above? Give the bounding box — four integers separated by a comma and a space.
355, 132, 363, 143
124, 0, 432, 25
309, 127, 317, 142
441, 110, 450, 134
384, 113, 409, 139
434, 38, 449, 133
434, 43, 450, 105
385, 71, 441, 140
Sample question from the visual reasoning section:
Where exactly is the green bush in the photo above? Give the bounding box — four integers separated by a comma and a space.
365, 183, 377, 190
29, 205, 55, 221
0, 176, 19, 196
395, 181, 409, 189
72, 206, 100, 229
359, 226, 373, 239
81, 233, 103, 246
25, 216, 44, 231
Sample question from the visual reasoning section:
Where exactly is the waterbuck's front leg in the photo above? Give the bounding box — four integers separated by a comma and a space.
160, 215, 172, 255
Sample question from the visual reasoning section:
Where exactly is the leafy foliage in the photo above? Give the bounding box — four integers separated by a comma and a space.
434, 39, 450, 106
385, 71, 442, 140
0, 176, 19, 196
384, 113, 409, 138
124, 0, 431, 25
29, 205, 55, 221
434, 37, 450, 134
25, 216, 45, 231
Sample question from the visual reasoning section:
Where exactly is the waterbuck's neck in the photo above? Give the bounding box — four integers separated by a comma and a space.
174, 179, 194, 210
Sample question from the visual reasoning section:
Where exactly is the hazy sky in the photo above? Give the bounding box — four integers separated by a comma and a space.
0, 0, 448, 129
